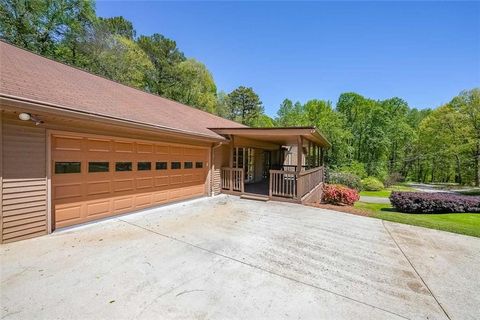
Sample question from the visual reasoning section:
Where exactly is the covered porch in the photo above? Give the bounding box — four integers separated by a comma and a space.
211, 127, 331, 203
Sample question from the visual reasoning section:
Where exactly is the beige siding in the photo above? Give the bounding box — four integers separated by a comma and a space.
1, 117, 48, 243
212, 144, 230, 195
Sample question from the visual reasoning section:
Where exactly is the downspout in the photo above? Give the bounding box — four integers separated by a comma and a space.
211, 141, 225, 196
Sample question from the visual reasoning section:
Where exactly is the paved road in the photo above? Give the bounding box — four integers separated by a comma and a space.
2, 195, 479, 319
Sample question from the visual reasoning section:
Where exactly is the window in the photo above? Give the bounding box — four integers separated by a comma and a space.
137, 162, 151, 171
115, 162, 132, 171
55, 162, 81, 174
184, 162, 193, 169
156, 162, 167, 170
195, 162, 203, 169
89, 162, 109, 173
171, 162, 181, 169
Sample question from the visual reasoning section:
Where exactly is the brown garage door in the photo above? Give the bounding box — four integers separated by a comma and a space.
51, 133, 209, 228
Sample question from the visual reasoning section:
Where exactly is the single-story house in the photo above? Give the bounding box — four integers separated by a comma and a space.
0, 41, 330, 244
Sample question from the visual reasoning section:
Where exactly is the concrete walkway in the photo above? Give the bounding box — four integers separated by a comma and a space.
1, 195, 479, 319
360, 195, 391, 204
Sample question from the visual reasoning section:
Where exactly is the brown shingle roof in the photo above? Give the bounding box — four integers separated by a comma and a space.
0, 41, 245, 139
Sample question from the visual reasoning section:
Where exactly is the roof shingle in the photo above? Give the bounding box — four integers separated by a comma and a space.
0, 41, 244, 139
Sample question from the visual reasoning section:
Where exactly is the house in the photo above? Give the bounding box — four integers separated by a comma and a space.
0, 41, 330, 244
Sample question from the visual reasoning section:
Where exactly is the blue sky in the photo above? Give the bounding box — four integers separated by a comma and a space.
96, 1, 480, 117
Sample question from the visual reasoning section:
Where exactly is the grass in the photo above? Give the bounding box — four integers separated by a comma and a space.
354, 201, 480, 238
457, 189, 480, 196
359, 184, 415, 198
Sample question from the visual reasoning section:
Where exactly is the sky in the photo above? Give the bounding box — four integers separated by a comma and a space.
96, 1, 480, 117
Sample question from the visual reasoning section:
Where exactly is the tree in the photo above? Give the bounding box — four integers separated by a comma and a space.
137, 33, 186, 96
162, 59, 217, 112
0, 0, 95, 57
227, 86, 264, 126
98, 16, 135, 40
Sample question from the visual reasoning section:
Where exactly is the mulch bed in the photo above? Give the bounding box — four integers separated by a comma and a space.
309, 203, 372, 217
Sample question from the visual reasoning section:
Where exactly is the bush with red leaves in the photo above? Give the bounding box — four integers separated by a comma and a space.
322, 184, 360, 206
390, 192, 480, 214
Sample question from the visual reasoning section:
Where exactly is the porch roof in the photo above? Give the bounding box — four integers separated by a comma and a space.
209, 127, 331, 148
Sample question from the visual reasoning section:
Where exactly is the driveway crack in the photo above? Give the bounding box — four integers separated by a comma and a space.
381, 220, 451, 320
120, 218, 410, 320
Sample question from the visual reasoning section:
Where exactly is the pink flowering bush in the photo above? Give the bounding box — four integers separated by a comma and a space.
322, 184, 360, 206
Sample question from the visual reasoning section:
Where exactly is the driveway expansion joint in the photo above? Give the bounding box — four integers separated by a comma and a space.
381, 220, 451, 320
119, 218, 410, 320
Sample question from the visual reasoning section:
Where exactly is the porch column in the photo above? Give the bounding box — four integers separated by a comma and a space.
297, 136, 303, 173
229, 135, 234, 191
320, 147, 324, 166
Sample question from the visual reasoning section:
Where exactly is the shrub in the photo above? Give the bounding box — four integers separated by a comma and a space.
327, 172, 362, 190
390, 192, 480, 214
384, 172, 404, 187
322, 184, 360, 206
361, 177, 384, 191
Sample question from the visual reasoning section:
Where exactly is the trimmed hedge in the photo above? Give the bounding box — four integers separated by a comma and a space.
323, 184, 360, 206
327, 172, 362, 191
390, 192, 480, 214
361, 177, 384, 191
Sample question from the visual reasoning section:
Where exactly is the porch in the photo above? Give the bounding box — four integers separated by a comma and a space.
211, 127, 330, 204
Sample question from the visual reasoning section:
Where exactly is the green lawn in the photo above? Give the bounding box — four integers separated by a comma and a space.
359, 184, 414, 198
354, 201, 480, 238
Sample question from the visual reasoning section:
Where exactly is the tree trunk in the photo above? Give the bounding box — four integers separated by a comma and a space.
455, 154, 462, 185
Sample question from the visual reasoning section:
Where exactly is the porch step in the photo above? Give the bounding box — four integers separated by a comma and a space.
240, 193, 270, 202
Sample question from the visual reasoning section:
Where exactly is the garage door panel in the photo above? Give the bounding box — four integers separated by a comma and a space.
53, 133, 208, 228
137, 143, 153, 153
154, 176, 169, 187
114, 141, 134, 153
87, 139, 111, 152
136, 177, 153, 189
134, 194, 152, 208
153, 191, 169, 203
53, 136, 83, 151
155, 145, 169, 154
54, 183, 82, 200
55, 204, 83, 223
86, 201, 111, 216
113, 197, 134, 212
113, 179, 134, 192
86, 181, 111, 196
169, 174, 183, 185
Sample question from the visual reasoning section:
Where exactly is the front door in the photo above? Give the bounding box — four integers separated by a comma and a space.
233, 147, 255, 183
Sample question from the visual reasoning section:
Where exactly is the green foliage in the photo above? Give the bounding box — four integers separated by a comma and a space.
0, 0, 95, 57
337, 161, 367, 179
327, 172, 362, 191
226, 86, 264, 126
361, 177, 384, 191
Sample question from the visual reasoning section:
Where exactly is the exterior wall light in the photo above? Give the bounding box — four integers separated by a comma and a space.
18, 112, 43, 125
18, 112, 31, 121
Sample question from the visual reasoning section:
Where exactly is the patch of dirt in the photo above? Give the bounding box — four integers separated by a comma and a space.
308, 203, 372, 217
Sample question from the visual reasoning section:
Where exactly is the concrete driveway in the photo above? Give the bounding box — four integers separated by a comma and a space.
1, 196, 479, 320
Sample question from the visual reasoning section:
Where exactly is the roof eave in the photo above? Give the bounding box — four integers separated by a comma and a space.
0, 94, 227, 143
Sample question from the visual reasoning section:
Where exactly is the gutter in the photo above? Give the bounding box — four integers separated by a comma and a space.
0, 94, 226, 142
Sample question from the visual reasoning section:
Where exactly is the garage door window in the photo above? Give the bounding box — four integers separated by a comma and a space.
55, 162, 81, 174
116, 162, 132, 171
138, 162, 151, 171
184, 162, 193, 169
156, 162, 167, 170
195, 162, 203, 169
89, 162, 109, 172
171, 162, 181, 169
